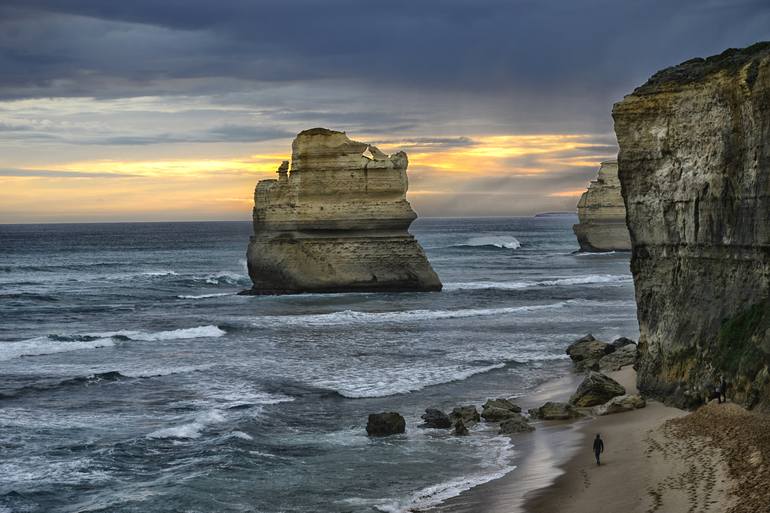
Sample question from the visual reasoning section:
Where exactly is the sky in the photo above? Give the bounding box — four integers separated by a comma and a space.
1, 0, 769, 223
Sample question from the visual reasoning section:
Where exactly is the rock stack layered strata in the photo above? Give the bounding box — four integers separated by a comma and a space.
572, 161, 631, 252
246, 128, 441, 294
613, 43, 770, 409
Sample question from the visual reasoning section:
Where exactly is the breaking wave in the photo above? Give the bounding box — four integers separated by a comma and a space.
1, 325, 226, 361
444, 274, 632, 291
454, 235, 521, 250
251, 302, 570, 327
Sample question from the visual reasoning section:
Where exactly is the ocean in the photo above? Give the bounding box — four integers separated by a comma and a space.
0, 216, 638, 513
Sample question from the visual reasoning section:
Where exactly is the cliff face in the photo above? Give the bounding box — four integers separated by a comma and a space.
572, 161, 631, 252
246, 128, 442, 293
613, 43, 770, 408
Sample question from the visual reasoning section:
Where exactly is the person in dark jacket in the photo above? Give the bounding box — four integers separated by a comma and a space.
593, 434, 604, 465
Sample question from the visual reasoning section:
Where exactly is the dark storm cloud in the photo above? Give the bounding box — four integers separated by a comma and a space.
1, 0, 769, 103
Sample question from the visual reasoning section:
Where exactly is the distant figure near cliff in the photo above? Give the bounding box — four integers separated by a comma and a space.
572, 161, 631, 252
244, 128, 442, 294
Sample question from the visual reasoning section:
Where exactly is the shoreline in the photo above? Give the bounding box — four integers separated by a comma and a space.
433, 366, 737, 513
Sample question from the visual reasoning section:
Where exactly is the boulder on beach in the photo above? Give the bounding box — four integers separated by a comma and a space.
594, 394, 646, 416
449, 405, 480, 426
366, 412, 406, 436
566, 334, 614, 371
453, 419, 470, 436
420, 408, 452, 429
499, 414, 535, 434
528, 401, 584, 420
481, 398, 522, 421
598, 343, 638, 372
611, 337, 636, 350
570, 371, 626, 407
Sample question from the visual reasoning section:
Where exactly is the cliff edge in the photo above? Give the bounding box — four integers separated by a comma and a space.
613, 42, 770, 409
245, 128, 442, 294
572, 161, 631, 252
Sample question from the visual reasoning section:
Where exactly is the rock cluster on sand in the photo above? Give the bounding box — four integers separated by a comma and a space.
613, 42, 770, 408
245, 128, 442, 294
366, 412, 406, 436
594, 394, 646, 416
528, 401, 583, 420
566, 334, 638, 372
572, 161, 631, 252
569, 371, 626, 407
481, 398, 522, 421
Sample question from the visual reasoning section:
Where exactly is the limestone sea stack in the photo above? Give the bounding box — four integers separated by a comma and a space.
613, 42, 770, 408
572, 161, 631, 252
245, 128, 442, 294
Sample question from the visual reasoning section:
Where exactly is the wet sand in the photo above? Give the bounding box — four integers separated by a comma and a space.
437, 367, 738, 513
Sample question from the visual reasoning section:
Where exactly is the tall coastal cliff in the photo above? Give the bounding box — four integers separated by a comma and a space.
245, 128, 442, 294
572, 161, 631, 252
613, 43, 770, 408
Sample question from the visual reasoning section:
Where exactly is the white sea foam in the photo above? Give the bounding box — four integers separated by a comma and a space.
147, 410, 226, 439
251, 302, 568, 327
176, 292, 234, 299
0, 337, 116, 361
346, 436, 516, 513
316, 363, 507, 398
195, 271, 249, 285
229, 431, 254, 441
3, 326, 225, 361
92, 325, 226, 341
0, 457, 111, 487
444, 274, 632, 291
458, 235, 521, 249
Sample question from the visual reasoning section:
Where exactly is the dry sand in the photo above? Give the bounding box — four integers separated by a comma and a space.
525, 367, 736, 513
437, 366, 753, 513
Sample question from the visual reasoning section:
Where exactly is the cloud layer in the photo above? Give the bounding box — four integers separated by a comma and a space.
1, 1, 769, 221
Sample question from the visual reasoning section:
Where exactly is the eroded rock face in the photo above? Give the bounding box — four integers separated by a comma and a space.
613, 43, 770, 409
573, 161, 632, 252
246, 128, 442, 294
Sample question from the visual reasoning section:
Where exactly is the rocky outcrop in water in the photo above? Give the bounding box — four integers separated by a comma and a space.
613, 42, 770, 409
245, 128, 442, 294
366, 412, 406, 436
572, 161, 632, 252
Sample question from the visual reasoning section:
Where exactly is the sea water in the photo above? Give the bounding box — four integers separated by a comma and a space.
0, 217, 637, 512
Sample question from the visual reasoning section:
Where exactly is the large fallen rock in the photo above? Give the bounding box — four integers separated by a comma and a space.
366, 412, 406, 436
570, 371, 626, 407
449, 405, 480, 426
499, 414, 535, 434
528, 401, 584, 420
613, 42, 770, 409
481, 398, 522, 421
598, 343, 638, 372
572, 161, 632, 252
420, 408, 451, 429
594, 394, 646, 416
245, 128, 442, 294
566, 334, 614, 371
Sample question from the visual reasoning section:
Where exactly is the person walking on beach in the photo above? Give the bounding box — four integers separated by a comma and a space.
593, 434, 604, 465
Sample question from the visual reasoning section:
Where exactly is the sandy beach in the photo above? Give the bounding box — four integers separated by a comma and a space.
437, 366, 753, 513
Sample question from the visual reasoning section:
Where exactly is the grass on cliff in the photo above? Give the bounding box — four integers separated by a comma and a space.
714, 299, 770, 377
